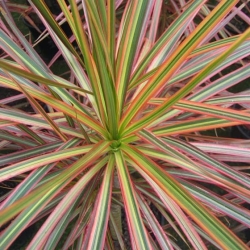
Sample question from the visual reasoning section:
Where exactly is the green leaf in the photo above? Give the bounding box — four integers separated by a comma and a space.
130, 0, 206, 86
114, 149, 151, 249
30, 0, 82, 63
122, 144, 247, 250
26, 157, 108, 249
116, 0, 149, 118
0, 141, 109, 228
136, 192, 173, 249
119, 0, 239, 135
0, 139, 79, 210
87, 155, 114, 249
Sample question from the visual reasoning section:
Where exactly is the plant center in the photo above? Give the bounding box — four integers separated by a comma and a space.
110, 140, 121, 152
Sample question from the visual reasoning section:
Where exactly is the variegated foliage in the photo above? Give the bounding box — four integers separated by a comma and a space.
0, 0, 250, 249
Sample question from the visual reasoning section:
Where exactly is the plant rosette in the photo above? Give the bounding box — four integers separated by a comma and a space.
0, 0, 250, 249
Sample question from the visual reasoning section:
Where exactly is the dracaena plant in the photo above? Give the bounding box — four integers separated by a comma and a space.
0, 0, 250, 249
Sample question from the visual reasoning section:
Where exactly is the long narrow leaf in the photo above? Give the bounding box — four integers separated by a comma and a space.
114, 149, 151, 249
119, 0, 238, 135
87, 155, 114, 249
122, 144, 246, 250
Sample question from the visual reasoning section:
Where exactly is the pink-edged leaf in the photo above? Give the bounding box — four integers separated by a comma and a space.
163, 137, 250, 190
26, 157, 108, 250
136, 191, 174, 250
121, 144, 247, 250
114, 149, 152, 249
0, 141, 109, 227
87, 155, 115, 249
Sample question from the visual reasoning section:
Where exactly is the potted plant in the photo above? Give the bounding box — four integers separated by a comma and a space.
0, 0, 250, 249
